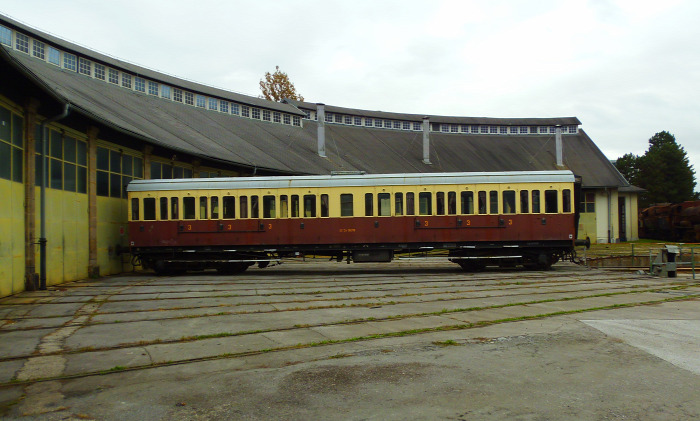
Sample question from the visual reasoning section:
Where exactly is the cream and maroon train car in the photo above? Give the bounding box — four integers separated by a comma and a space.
127, 171, 582, 274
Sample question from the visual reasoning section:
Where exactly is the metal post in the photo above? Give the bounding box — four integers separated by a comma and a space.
631, 243, 634, 257
649, 249, 653, 274
692, 248, 695, 280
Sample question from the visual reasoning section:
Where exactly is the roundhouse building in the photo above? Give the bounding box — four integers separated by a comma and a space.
0, 14, 639, 297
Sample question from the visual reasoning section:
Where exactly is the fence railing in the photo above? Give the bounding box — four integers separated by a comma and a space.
580, 244, 697, 279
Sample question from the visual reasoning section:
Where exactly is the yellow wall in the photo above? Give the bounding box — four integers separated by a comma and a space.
0, 179, 25, 296
97, 196, 131, 275
32, 188, 89, 286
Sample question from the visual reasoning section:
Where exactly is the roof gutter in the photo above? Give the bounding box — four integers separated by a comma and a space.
39, 102, 71, 290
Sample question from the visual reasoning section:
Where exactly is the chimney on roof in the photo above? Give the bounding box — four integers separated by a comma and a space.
316, 103, 326, 158
555, 125, 564, 168
422, 116, 431, 165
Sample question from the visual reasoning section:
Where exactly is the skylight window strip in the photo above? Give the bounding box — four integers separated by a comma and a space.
384, 120, 392, 129
393, 121, 401, 129
354, 116, 362, 126
262, 109, 271, 121
489, 126, 497, 134
293, 116, 301, 126
0, 25, 11, 46
251, 108, 260, 119
344, 115, 352, 125
413, 122, 422, 131
374, 119, 383, 128
196, 95, 206, 108
335, 114, 343, 123
15, 33, 29, 53
509, 126, 518, 134
173, 88, 183, 102
184, 92, 194, 105
273, 112, 281, 123
220, 100, 229, 113
208, 97, 218, 110
451, 124, 458, 133
241, 105, 249, 117
403, 121, 411, 130
284, 113, 290, 124
365, 118, 373, 127
325, 113, 332, 122
500, 126, 507, 134
232, 103, 240, 115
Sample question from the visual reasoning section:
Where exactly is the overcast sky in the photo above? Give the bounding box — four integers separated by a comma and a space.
3, 0, 698, 183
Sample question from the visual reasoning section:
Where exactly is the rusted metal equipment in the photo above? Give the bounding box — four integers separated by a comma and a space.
639, 201, 700, 242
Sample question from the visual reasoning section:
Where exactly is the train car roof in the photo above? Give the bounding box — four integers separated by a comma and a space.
127, 170, 576, 192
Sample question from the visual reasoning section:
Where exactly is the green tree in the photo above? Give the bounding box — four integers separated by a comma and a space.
624, 131, 697, 208
259, 66, 304, 102
614, 153, 640, 186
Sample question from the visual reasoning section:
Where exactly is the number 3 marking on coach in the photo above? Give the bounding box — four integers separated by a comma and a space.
508, 219, 513, 226
227, 224, 232, 230
268, 223, 273, 230
424, 220, 429, 227
187, 224, 192, 231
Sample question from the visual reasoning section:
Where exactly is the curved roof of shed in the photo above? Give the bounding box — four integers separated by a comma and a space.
0, 21, 629, 189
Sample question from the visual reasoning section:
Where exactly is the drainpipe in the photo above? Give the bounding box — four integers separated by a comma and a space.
316, 103, 326, 158
422, 116, 431, 165
555, 125, 563, 167
39, 103, 71, 290
607, 188, 612, 243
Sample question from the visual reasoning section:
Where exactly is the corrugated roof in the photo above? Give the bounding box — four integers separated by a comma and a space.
0, 13, 304, 116
1, 45, 628, 189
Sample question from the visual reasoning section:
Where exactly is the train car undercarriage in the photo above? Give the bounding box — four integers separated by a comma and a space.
131, 241, 578, 275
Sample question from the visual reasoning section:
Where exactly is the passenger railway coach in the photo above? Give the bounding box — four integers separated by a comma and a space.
127, 171, 584, 274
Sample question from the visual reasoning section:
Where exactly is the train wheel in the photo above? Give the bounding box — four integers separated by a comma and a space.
457, 260, 485, 272
217, 262, 249, 275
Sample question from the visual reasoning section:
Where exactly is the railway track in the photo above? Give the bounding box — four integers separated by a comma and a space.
1, 262, 698, 387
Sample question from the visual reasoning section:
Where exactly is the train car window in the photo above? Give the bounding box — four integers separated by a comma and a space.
144, 198, 156, 220
378, 193, 391, 216
211, 196, 220, 219
562, 189, 571, 213
223, 196, 235, 219
436, 192, 445, 215
171, 197, 179, 219
240, 196, 248, 218
340, 194, 353, 216
545, 190, 558, 213
280, 195, 289, 218
251, 196, 259, 218
160, 197, 168, 220
263, 195, 276, 218
531, 190, 541, 213
489, 191, 499, 214
199, 197, 208, 219
131, 198, 139, 220
183, 197, 196, 219
406, 192, 415, 215
321, 194, 329, 217
365, 193, 373, 216
395, 193, 403, 216
419, 192, 432, 215
448, 192, 457, 215
461, 191, 474, 214
304, 195, 316, 217
478, 191, 487, 214
503, 190, 516, 214
291, 195, 299, 217
520, 190, 529, 213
